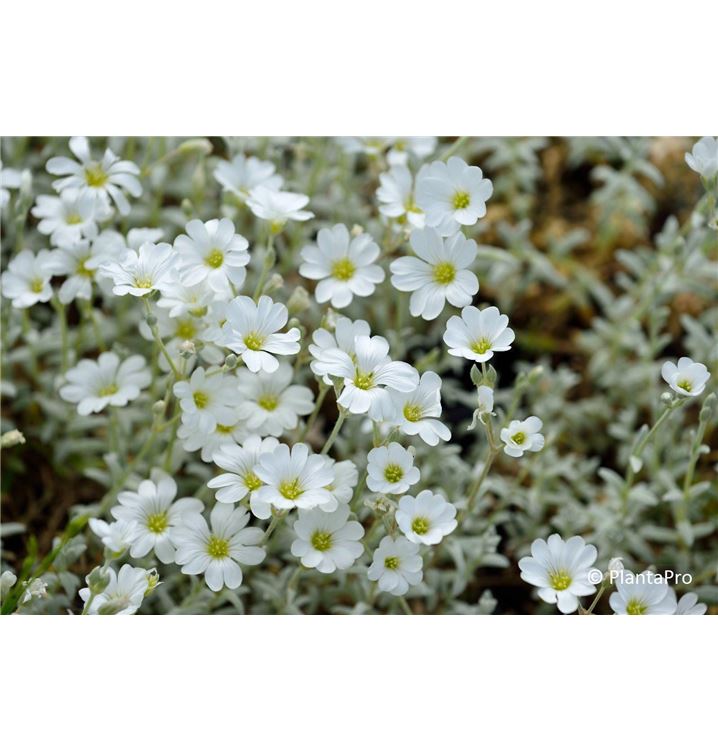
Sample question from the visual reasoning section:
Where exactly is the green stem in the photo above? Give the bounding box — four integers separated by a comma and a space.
51, 298, 69, 373
398, 596, 414, 615
253, 234, 275, 301
299, 382, 330, 441
320, 407, 347, 455
439, 135, 469, 161
143, 297, 181, 378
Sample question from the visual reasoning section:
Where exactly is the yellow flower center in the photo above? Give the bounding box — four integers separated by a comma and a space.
384, 464, 404, 483
452, 191, 470, 210
471, 338, 491, 355
146, 512, 168, 534
279, 478, 303, 500
331, 257, 356, 281
411, 517, 430, 535
216, 423, 236, 434
76, 257, 94, 278
258, 393, 279, 411
676, 378, 692, 392
205, 249, 224, 268
244, 472, 262, 491
207, 535, 229, 559
30, 278, 45, 293
384, 556, 400, 570
433, 261, 456, 285
549, 570, 572, 591
98, 384, 118, 397
403, 404, 422, 423
270, 220, 285, 235
244, 332, 264, 351
512, 432, 526, 445
134, 278, 153, 289
66, 213, 83, 225
193, 390, 209, 409
311, 530, 333, 552
626, 599, 647, 615
84, 164, 108, 188
354, 370, 375, 390
175, 320, 197, 340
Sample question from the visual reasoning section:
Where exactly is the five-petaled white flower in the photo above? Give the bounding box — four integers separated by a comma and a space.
174, 218, 250, 295
246, 186, 313, 232
518, 534, 598, 614
367, 536, 423, 596
157, 279, 217, 318
661, 357, 710, 397
221, 295, 301, 373
396, 490, 457, 545
46, 136, 142, 216
32, 190, 102, 245
380, 371, 451, 446
177, 418, 248, 463
323, 459, 359, 506
1, 249, 55, 308
500, 416, 544, 457
59, 352, 151, 415
390, 228, 478, 320
88, 518, 140, 554
99, 241, 177, 297
79, 564, 151, 615
309, 316, 371, 385
172, 503, 266, 592
253, 442, 335, 511
376, 165, 425, 229
213, 153, 283, 199
367, 442, 421, 495
235, 362, 314, 437
684, 136, 718, 180
609, 572, 677, 615
318, 334, 419, 417
291, 504, 365, 574
416, 156, 493, 235
111, 469, 204, 564
48, 239, 117, 304
299, 224, 385, 309
443, 305, 515, 362
173, 367, 241, 434
387, 137, 437, 167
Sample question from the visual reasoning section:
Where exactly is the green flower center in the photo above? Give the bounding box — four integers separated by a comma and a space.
549, 570, 572, 591
452, 191, 470, 210
512, 432, 526, 445
258, 393, 279, 411
279, 478, 303, 500
403, 404, 422, 423
384, 464, 404, 483
311, 530, 333, 552
354, 370, 375, 390
76, 257, 94, 278
216, 423, 235, 434
84, 164, 108, 188
331, 257, 356, 281
66, 213, 83, 225
433, 261, 456, 285
244, 332, 264, 351
404, 196, 420, 214
146, 512, 168, 534
207, 535, 229, 559
205, 249, 224, 268
384, 556, 400, 570
30, 278, 45, 293
471, 338, 491, 355
98, 383, 118, 397
676, 378, 692, 392
626, 599, 647, 615
175, 320, 197, 340
411, 517, 430, 535
193, 390, 209, 409
244, 472, 262, 491
134, 278, 153, 289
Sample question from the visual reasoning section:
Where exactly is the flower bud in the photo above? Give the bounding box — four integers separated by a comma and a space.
1, 429, 26, 448
287, 286, 310, 316
351, 224, 364, 237
660, 391, 673, 404
264, 273, 284, 292
179, 138, 213, 156
145, 313, 158, 327
1, 570, 17, 598
152, 400, 167, 416
224, 354, 238, 369
145, 568, 161, 596
179, 340, 196, 358
87, 566, 111, 595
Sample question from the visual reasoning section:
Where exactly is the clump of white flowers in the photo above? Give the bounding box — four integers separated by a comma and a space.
1, 136, 714, 616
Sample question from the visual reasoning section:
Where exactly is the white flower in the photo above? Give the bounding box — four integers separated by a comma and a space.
366, 442, 421, 494
674, 592, 707, 616
79, 564, 150, 615
1, 570, 17, 597
319, 334, 419, 416
177, 417, 248, 463
174, 218, 250, 295
111, 469, 203, 563
380, 371, 451, 446
235, 362, 314, 437
59, 352, 151, 415
291, 504, 364, 573
46, 136, 142, 215
476, 385, 494, 416
88, 518, 140, 554
376, 165, 425, 228
338, 137, 394, 157
32, 190, 101, 245
0, 164, 23, 208
1, 249, 55, 308
609, 572, 677, 615
48, 239, 116, 304
500, 417, 544, 457
157, 279, 217, 318
213, 153, 283, 199
173, 367, 241, 433
387, 137, 437, 167
172, 503, 266, 592
367, 536, 423, 596
324, 459, 358, 506
99, 241, 177, 297
221, 295, 301, 373
416, 156, 493, 235
396, 490, 457, 546
518, 534, 598, 614
443, 305, 515, 362
309, 316, 371, 385
208, 435, 279, 507
20, 578, 48, 604
685, 136, 718, 179
246, 186, 313, 231
661, 357, 710, 397
254, 442, 335, 511
299, 224, 385, 308
390, 228, 478, 320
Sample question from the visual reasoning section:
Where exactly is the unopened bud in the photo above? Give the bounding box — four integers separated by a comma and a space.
224, 354, 238, 369
179, 138, 213, 156
145, 568, 161, 596
264, 273, 283, 292
1, 429, 26, 448
179, 340, 196, 358
287, 286, 310, 315
145, 313, 158, 327
180, 198, 195, 217
88, 566, 111, 595
1, 570, 17, 598
351, 224, 364, 237
152, 400, 167, 416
